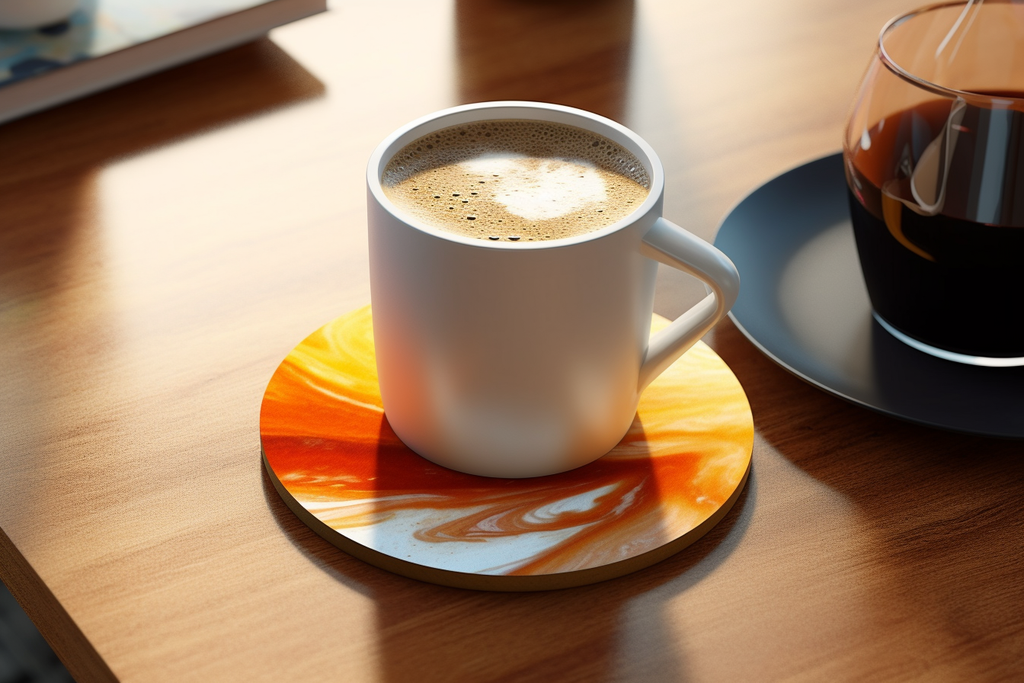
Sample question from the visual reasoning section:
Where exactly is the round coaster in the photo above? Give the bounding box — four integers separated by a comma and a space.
261, 306, 753, 591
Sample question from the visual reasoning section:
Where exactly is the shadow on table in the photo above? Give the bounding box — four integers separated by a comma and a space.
0, 37, 324, 299
711, 317, 1024, 672
0, 37, 323, 172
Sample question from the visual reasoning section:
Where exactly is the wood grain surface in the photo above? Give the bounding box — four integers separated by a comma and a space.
2, 1, 1022, 681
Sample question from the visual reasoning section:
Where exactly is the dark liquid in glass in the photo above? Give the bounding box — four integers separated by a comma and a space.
846, 95, 1024, 358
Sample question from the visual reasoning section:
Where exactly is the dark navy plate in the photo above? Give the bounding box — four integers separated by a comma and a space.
713, 153, 1024, 438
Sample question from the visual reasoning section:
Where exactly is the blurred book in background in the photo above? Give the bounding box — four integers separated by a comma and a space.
0, 0, 325, 124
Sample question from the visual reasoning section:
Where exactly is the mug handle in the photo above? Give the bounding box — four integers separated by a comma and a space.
638, 217, 740, 391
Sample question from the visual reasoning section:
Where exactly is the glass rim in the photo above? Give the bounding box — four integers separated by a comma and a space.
878, 0, 1024, 105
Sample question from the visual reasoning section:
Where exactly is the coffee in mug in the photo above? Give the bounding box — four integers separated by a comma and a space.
381, 120, 650, 242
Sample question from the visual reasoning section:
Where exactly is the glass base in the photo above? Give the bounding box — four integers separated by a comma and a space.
874, 314, 1024, 368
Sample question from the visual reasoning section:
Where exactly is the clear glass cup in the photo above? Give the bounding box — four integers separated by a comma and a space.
844, 0, 1024, 367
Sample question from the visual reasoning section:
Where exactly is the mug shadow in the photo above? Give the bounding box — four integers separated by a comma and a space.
710, 317, 1024, 656
261, 406, 751, 682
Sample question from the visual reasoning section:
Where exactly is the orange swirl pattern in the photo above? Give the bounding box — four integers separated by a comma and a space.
261, 306, 752, 579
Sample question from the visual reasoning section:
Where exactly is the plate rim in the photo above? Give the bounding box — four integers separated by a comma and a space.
712, 151, 1024, 440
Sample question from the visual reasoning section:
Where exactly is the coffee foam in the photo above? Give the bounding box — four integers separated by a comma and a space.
382, 120, 650, 242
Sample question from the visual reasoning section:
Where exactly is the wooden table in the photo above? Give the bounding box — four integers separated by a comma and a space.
3, 1, 1022, 680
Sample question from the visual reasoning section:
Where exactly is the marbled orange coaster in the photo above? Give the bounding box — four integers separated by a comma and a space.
261, 306, 753, 590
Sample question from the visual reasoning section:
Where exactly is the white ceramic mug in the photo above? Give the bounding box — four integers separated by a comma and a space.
367, 102, 740, 478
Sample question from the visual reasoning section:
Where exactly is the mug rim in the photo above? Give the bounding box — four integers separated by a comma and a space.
366, 101, 665, 250
878, 0, 1024, 105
